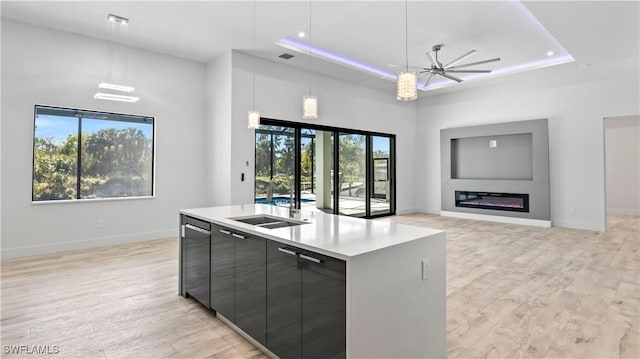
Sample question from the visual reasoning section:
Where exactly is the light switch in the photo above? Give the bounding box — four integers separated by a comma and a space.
489, 140, 497, 148
421, 258, 430, 281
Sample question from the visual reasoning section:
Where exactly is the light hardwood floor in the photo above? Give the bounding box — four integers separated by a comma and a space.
1, 214, 638, 358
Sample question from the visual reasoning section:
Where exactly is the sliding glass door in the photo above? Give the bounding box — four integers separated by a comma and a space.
300, 128, 335, 213
370, 136, 392, 216
255, 125, 296, 206
338, 133, 367, 217
255, 119, 395, 218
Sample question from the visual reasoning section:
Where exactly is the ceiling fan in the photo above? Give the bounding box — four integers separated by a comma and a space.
412, 44, 501, 89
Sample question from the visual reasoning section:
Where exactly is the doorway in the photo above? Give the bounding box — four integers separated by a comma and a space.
604, 115, 640, 230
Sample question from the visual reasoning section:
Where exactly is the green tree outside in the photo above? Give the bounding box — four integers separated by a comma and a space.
33, 127, 152, 201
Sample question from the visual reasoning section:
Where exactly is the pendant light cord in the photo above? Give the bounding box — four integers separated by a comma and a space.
122, 21, 128, 83
107, 20, 113, 82
405, 0, 409, 71
106, 18, 129, 83
252, 0, 256, 110
308, 0, 312, 95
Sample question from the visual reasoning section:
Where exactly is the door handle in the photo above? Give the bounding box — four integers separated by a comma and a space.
219, 229, 231, 235
277, 247, 297, 256
185, 224, 211, 236
300, 254, 323, 264
232, 233, 246, 240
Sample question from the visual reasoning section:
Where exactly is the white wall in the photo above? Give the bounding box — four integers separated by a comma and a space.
605, 115, 640, 215
205, 51, 233, 205
1, 19, 208, 258
415, 59, 640, 231
221, 51, 418, 213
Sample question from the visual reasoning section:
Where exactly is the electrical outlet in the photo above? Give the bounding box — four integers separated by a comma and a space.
569, 207, 576, 215
421, 258, 430, 281
97, 219, 104, 229
489, 140, 497, 148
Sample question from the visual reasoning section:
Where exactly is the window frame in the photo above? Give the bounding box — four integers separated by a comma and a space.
31, 104, 156, 203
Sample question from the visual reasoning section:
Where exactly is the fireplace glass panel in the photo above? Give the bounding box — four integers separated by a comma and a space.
455, 191, 529, 212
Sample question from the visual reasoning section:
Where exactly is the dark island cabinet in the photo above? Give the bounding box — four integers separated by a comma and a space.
182, 216, 211, 308
210, 225, 235, 321
210, 225, 267, 346
182, 218, 346, 359
301, 251, 346, 359
266, 240, 346, 359
266, 241, 302, 358
234, 230, 267, 345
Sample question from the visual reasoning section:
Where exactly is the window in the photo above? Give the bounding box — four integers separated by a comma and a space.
32, 105, 154, 202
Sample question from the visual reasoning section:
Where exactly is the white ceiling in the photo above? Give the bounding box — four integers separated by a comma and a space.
2, 1, 638, 95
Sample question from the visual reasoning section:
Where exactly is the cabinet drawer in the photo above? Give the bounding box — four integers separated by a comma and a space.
184, 216, 211, 231
298, 249, 346, 279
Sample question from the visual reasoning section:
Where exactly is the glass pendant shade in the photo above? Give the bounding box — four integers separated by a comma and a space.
248, 111, 260, 129
396, 71, 417, 101
302, 95, 318, 119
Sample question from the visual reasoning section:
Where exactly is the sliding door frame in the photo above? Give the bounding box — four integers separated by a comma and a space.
258, 118, 396, 218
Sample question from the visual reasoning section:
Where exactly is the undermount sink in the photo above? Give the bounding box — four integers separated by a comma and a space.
229, 215, 308, 229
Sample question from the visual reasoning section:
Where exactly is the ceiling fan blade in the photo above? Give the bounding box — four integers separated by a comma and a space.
427, 52, 439, 68
448, 57, 501, 70
443, 50, 477, 69
446, 69, 492, 73
421, 73, 435, 89
437, 71, 463, 83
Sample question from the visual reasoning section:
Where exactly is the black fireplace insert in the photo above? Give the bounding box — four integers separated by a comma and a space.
455, 191, 529, 212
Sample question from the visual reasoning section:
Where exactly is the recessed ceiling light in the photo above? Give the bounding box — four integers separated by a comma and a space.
298, 31, 305, 38
546, 51, 554, 56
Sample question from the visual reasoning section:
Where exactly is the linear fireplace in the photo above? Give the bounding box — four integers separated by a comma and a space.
455, 191, 529, 212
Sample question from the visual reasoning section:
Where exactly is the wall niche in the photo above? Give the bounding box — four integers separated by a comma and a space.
440, 119, 550, 224
451, 133, 533, 180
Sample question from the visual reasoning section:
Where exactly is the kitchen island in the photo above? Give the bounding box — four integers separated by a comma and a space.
179, 204, 446, 359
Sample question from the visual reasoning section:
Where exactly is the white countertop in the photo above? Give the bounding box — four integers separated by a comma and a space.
180, 204, 444, 260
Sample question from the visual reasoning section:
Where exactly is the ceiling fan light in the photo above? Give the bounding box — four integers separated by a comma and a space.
248, 111, 260, 129
396, 71, 417, 101
303, 95, 318, 119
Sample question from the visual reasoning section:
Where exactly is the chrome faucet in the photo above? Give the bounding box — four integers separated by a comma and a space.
266, 174, 298, 217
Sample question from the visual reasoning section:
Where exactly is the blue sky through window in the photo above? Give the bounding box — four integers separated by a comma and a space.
34, 114, 77, 145
35, 114, 153, 145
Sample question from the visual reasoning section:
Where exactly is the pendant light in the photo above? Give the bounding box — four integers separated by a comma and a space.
95, 14, 139, 103
302, 0, 318, 119
396, 0, 417, 101
248, 0, 261, 129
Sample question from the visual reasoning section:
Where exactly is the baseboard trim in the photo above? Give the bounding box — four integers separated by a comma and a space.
1, 229, 177, 259
551, 220, 605, 232
408, 207, 441, 215
440, 211, 552, 228
396, 208, 420, 215
606, 208, 640, 216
